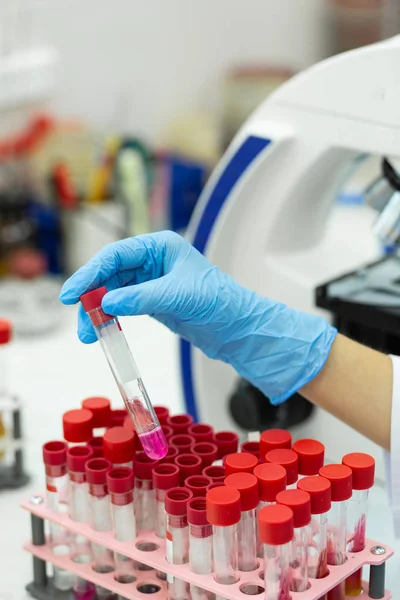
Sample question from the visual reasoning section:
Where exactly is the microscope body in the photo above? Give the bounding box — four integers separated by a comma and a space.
181, 36, 400, 479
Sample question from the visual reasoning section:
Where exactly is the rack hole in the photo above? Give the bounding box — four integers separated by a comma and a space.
71, 553, 91, 565
133, 561, 154, 571
240, 584, 265, 595
136, 541, 160, 552
137, 583, 161, 594
115, 573, 136, 584
156, 571, 167, 581
309, 568, 330, 580
239, 561, 260, 573
92, 564, 114, 574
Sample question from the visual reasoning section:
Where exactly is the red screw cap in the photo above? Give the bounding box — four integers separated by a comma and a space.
80, 287, 108, 312
107, 466, 134, 495
260, 429, 292, 458
81, 397, 111, 428
85, 457, 112, 485
170, 434, 195, 453
134, 451, 158, 480
265, 449, 298, 485
161, 425, 174, 440
225, 452, 258, 476
63, 409, 94, 443
43, 440, 67, 466
67, 446, 93, 473
206, 486, 241, 526
225, 472, 259, 511
192, 442, 218, 467
258, 504, 294, 546
154, 406, 170, 425
103, 427, 135, 464
174, 454, 203, 483
241, 441, 260, 459
87, 436, 104, 458
0, 319, 12, 344
185, 475, 213, 497
153, 463, 180, 491
202, 465, 226, 483
276, 489, 311, 528
165, 487, 193, 516
319, 464, 352, 502
214, 431, 239, 459
188, 424, 214, 443
292, 439, 325, 476
187, 497, 209, 528
167, 414, 194, 434
342, 453, 375, 490
253, 463, 287, 503
297, 476, 331, 514
160, 445, 179, 464
110, 409, 128, 427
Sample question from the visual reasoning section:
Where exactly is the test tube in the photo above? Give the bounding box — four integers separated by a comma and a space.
253, 462, 287, 558
87, 436, 104, 458
193, 442, 218, 468
265, 449, 298, 488
154, 405, 170, 425
276, 489, 311, 592
241, 441, 260, 460
81, 397, 111, 436
225, 452, 258, 476
206, 486, 241, 584
85, 457, 114, 600
297, 475, 331, 580
258, 504, 294, 600
188, 497, 214, 600
170, 434, 195, 454
107, 466, 136, 583
342, 452, 375, 596
165, 487, 193, 600
213, 431, 239, 462
134, 451, 157, 530
153, 463, 180, 538
188, 423, 214, 443
80, 287, 167, 460
63, 409, 94, 446
319, 464, 353, 600
260, 429, 292, 462
225, 472, 259, 572
167, 414, 194, 435
103, 426, 135, 468
185, 475, 213, 498
174, 453, 203, 484
67, 446, 95, 600
202, 465, 225, 483
292, 439, 325, 478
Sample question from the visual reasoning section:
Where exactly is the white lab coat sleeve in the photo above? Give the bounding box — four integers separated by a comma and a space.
386, 355, 400, 537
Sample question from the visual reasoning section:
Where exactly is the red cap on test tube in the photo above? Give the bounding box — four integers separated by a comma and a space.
188, 424, 214, 443
159, 445, 179, 464
319, 464, 353, 501
265, 449, 298, 485
202, 465, 226, 483
276, 489, 311, 528
225, 452, 258, 476
0, 319, 12, 344
106, 466, 134, 495
225, 472, 259, 511
67, 446, 93, 473
187, 497, 210, 528
253, 463, 287, 503
174, 454, 203, 483
43, 440, 67, 466
342, 452, 375, 490
170, 434, 195, 453
103, 426, 135, 464
87, 436, 104, 458
206, 481, 224, 492
63, 409, 94, 443
110, 409, 128, 428
134, 451, 157, 480
161, 425, 174, 440
297, 476, 331, 514
154, 406, 170, 425
206, 486, 241, 526
241, 441, 260, 460
153, 463, 180, 491
165, 487, 193, 516
81, 397, 111, 428
260, 429, 292, 458
258, 504, 294, 545
85, 457, 112, 486
167, 414, 194, 434
292, 439, 325, 476
192, 442, 218, 467
214, 431, 239, 459
185, 475, 213, 497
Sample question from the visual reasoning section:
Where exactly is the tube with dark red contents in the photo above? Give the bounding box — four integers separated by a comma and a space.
202, 465, 225, 483
225, 472, 259, 572
241, 441, 260, 460
170, 434, 195, 454
214, 431, 239, 461
165, 487, 193, 600
225, 452, 258, 476
292, 439, 325, 478
265, 449, 298, 488
152, 463, 180, 538
167, 414, 194, 434
80, 287, 167, 461
206, 486, 241, 585
258, 504, 294, 600
81, 397, 111, 436
103, 426, 134, 468
175, 454, 203, 484
87, 436, 104, 458
192, 442, 218, 468
342, 453, 375, 596
188, 423, 214, 443
63, 409, 93, 446
188, 497, 213, 600
134, 452, 157, 530
185, 475, 213, 498
260, 429, 292, 462
154, 405, 170, 425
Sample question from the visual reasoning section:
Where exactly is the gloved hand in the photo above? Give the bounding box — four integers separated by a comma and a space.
60, 231, 337, 404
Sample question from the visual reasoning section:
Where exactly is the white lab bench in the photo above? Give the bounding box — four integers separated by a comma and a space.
0, 306, 399, 598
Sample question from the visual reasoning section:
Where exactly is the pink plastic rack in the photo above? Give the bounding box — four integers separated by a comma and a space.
22, 493, 393, 600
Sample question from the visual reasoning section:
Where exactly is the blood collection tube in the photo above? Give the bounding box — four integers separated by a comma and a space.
202, 465, 225, 483
175, 453, 203, 484
0, 319, 11, 399
107, 466, 136, 582
225, 472, 259, 572
258, 504, 294, 600
188, 423, 214, 443
170, 434, 195, 453
253, 463, 287, 558
159, 445, 179, 465
297, 475, 331, 580
214, 431, 239, 461
63, 409, 94, 446
188, 497, 213, 600
165, 487, 193, 600
167, 414, 194, 434
80, 287, 167, 460
153, 463, 180, 538
292, 439, 325, 478
319, 464, 353, 600
109, 408, 127, 427
192, 442, 218, 468
154, 405, 170, 425
87, 436, 104, 458
103, 426, 134, 467
241, 441, 260, 460
225, 452, 258, 476
276, 489, 311, 592
134, 451, 157, 530
260, 429, 292, 462
265, 449, 298, 488
342, 452, 375, 596
185, 475, 213, 497
206, 486, 241, 584
81, 397, 111, 436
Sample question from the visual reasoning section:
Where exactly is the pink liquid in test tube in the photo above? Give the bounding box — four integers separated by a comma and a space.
80, 287, 168, 460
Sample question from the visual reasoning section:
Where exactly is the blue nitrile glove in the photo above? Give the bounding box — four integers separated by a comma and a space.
60, 231, 337, 404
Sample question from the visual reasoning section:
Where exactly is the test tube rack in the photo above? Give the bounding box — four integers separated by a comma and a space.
0, 396, 29, 490
22, 493, 393, 600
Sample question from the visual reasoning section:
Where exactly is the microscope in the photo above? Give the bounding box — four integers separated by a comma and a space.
180, 35, 400, 478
